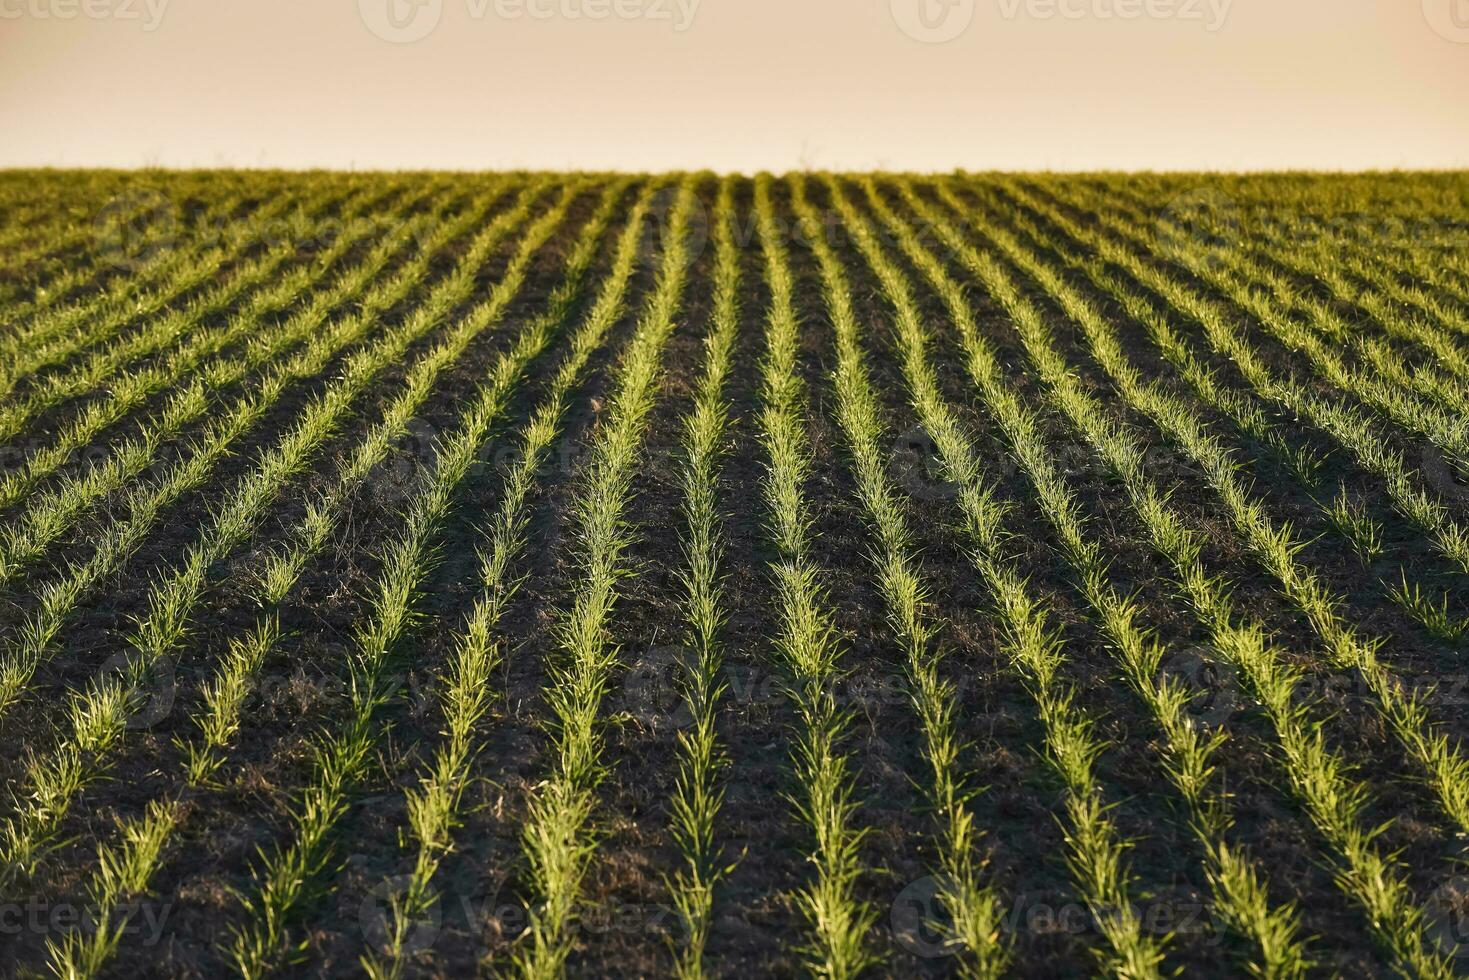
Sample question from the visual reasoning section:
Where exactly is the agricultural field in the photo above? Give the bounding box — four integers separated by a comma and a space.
1, 168, 1468, 979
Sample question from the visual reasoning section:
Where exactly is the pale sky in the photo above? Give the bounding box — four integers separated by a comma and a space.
1, 0, 1466, 171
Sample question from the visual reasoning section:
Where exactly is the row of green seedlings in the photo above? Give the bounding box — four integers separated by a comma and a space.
1316, 257, 1469, 372
2, 174, 307, 327
0, 178, 432, 524
1004, 172, 1469, 811
0, 180, 566, 887
216, 180, 609, 977
24, 180, 517, 978
0, 180, 340, 426
1359, 234, 1469, 309
0, 181, 389, 442
0, 183, 503, 717
1383, 571, 1469, 645
0, 179, 532, 725
1042, 178, 1469, 574
0, 181, 459, 587
968, 177, 1467, 976
1165, 198, 1469, 417
1129, 183, 1469, 457
1024, 179, 1469, 641
510, 179, 695, 980
820, 178, 1164, 978
1372, 182, 1469, 292
1087, 170, 1469, 957
660, 176, 739, 980
0, 179, 414, 455
1163, 185, 1463, 625
26, 176, 582, 974
1127, 178, 1469, 390
0, 173, 353, 328
1262, 240, 1469, 437
897, 178, 1456, 976
358, 179, 651, 980
0, 181, 453, 571
0, 188, 123, 264
1189, 223, 1469, 468
0, 176, 272, 343
1161, 176, 1469, 326
857, 176, 1276, 976
1022, 174, 1469, 822
1101, 174, 1469, 377
0, 182, 240, 326
851, 176, 1314, 977
1355, 340, 1469, 442
1352, 240, 1469, 326
1075, 179, 1329, 479
745, 175, 878, 979
1093, 172, 1469, 390
0, 181, 336, 408
986, 180, 1464, 641
0, 170, 246, 258
41, 179, 633, 980
0, 177, 549, 890
0, 199, 132, 287
1, 177, 558, 812
1008, 178, 1469, 586
0, 186, 273, 397
973, 177, 1469, 839
789, 175, 1010, 977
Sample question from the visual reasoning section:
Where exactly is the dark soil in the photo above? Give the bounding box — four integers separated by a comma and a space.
1, 170, 1466, 979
